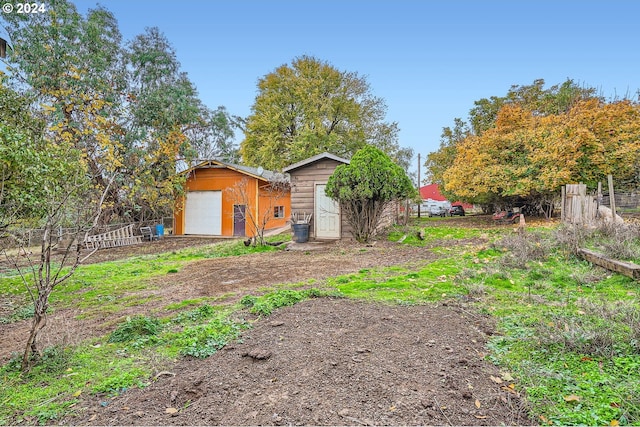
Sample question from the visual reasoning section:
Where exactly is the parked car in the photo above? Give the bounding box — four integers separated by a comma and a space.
428, 206, 447, 217
449, 205, 465, 216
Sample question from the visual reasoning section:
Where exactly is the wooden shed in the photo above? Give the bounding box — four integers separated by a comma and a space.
283, 152, 351, 240
174, 160, 290, 237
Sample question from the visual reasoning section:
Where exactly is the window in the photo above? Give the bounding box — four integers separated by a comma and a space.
274, 206, 285, 218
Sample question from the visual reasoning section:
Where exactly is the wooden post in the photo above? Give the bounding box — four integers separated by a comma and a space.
607, 174, 616, 218
596, 182, 602, 218
561, 185, 566, 222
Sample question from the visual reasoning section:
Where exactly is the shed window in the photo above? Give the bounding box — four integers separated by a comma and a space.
274, 206, 285, 218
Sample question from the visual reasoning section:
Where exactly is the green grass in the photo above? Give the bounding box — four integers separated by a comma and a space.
327, 257, 469, 304
2, 220, 640, 425
0, 238, 286, 317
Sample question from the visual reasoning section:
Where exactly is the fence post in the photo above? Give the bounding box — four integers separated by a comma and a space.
561, 185, 566, 222
607, 174, 616, 218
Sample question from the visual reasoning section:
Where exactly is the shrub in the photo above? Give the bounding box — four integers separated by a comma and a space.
108, 315, 162, 343
535, 300, 640, 357
493, 231, 553, 269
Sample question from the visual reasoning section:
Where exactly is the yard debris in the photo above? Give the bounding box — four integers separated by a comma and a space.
242, 348, 272, 360
154, 371, 176, 380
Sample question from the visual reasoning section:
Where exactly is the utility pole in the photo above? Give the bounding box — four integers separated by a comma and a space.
417, 153, 421, 218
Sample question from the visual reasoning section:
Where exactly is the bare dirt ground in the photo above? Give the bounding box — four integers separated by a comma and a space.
1, 222, 534, 425
74, 299, 532, 426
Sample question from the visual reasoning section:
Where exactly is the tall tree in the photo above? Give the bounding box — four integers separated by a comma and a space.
241, 55, 410, 170
3, 3, 238, 223
426, 79, 611, 212
0, 78, 46, 232
442, 99, 640, 214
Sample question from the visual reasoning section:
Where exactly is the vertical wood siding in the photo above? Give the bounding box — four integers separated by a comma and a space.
288, 159, 352, 239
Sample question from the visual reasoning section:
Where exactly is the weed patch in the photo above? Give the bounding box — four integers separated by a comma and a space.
174, 316, 249, 358
108, 315, 162, 346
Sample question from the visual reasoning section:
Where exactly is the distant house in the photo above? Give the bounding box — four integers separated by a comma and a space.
174, 160, 291, 237
283, 152, 351, 240
418, 184, 473, 212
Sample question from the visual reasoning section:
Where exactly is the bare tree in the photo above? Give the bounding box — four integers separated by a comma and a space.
1, 169, 113, 370
225, 177, 289, 246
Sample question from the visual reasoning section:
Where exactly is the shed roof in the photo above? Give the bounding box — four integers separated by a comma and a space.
282, 152, 350, 173
181, 159, 288, 183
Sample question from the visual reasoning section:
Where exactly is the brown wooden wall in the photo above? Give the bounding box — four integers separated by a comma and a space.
288, 158, 352, 239
174, 167, 290, 236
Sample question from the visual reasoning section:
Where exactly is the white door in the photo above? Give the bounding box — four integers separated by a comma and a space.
184, 191, 222, 235
315, 184, 340, 239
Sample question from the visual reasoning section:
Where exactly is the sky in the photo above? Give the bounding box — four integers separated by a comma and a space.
6, 1, 640, 173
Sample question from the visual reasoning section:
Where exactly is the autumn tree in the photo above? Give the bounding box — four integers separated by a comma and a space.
325, 146, 416, 243
1, 1, 238, 368
425, 79, 626, 214
241, 55, 411, 170
3, 1, 238, 223
442, 99, 640, 216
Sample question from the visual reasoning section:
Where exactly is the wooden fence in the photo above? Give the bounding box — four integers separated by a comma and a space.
561, 184, 598, 225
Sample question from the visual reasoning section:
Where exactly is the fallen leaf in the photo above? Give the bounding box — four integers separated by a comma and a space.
580, 356, 592, 362
610, 420, 620, 426
72, 390, 82, 397
490, 375, 503, 384
475, 399, 481, 408
65, 368, 73, 372
564, 394, 581, 402
500, 372, 514, 381
610, 402, 620, 408
501, 385, 519, 395
165, 407, 178, 414
88, 415, 97, 422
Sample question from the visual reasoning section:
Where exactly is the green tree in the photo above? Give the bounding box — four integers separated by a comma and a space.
0, 77, 47, 231
241, 55, 409, 170
3, 2, 238, 223
325, 145, 416, 243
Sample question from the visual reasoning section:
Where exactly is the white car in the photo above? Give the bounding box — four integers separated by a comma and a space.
428, 206, 447, 217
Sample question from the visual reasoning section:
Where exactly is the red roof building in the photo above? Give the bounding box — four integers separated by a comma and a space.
419, 184, 473, 210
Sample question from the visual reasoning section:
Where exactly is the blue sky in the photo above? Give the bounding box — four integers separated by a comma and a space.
11, 1, 640, 172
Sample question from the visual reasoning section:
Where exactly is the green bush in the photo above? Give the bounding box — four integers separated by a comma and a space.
108, 315, 162, 343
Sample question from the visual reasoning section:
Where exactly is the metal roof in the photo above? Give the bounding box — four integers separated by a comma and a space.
282, 152, 350, 173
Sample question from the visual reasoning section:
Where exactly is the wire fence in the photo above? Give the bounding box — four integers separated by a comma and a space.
601, 192, 640, 213
1, 217, 174, 249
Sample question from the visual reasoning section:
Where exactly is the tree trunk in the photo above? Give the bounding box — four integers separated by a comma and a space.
21, 298, 48, 370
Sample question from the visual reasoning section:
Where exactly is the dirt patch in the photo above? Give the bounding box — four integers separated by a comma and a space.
2, 233, 534, 425
70, 298, 532, 426
0, 239, 437, 363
